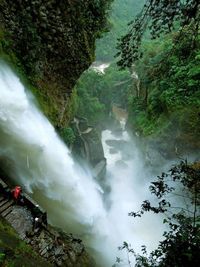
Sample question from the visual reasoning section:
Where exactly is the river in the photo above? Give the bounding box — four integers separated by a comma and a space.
101, 106, 167, 265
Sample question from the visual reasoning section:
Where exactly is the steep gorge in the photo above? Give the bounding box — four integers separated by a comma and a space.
1, 1, 199, 266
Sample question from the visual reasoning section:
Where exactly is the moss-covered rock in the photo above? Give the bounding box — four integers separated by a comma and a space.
0, 0, 112, 127
0, 216, 53, 267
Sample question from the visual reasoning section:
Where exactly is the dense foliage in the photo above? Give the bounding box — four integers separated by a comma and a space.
117, 0, 200, 68
127, 28, 200, 152
59, 127, 76, 146
114, 160, 200, 267
0, 0, 113, 127
96, 0, 145, 61
75, 64, 132, 125
75, 1, 145, 125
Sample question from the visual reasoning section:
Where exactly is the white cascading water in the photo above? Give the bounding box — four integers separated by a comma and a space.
101, 125, 167, 263
0, 61, 165, 266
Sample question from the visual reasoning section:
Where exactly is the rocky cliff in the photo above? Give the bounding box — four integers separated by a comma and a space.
0, 1, 112, 266
72, 117, 106, 180
0, 0, 111, 127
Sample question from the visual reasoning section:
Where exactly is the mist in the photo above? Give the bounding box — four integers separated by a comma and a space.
0, 62, 167, 266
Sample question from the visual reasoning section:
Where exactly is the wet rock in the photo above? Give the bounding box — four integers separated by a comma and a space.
54, 246, 64, 256
41, 247, 48, 256
6, 206, 33, 236
115, 160, 128, 169
109, 148, 118, 154
55, 259, 62, 266
92, 158, 106, 181
68, 250, 76, 263
72, 117, 106, 180
106, 139, 128, 151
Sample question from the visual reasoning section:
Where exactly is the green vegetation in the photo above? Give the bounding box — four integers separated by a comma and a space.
109, 1, 200, 265
0, 216, 52, 267
0, 0, 113, 127
75, 63, 132, 125
127, 28, 200, 151
117, 0, 200, 68
96, 0, 145, 61
75, 70, 107, 125
115, 160, 200, 267
75, 0, 145, 126
0, 1, 199, 264
59, 127, 76, 146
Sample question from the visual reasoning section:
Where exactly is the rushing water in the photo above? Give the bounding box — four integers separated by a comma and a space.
101, 119, 167, 264
91, 61, 110, 74
0, 62, 165, 266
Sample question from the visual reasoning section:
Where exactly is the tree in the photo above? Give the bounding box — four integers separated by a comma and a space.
115, 160, 200, 266
116, 0, 200, 68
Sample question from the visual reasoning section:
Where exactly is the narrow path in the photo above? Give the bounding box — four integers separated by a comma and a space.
0, 196, 14, 218
0, 178, 89, 266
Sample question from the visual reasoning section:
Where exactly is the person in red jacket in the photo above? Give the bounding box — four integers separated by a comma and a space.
12, 186, 21, 202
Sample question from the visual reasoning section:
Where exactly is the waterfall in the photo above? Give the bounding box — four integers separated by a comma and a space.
0, 61, 165, 266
